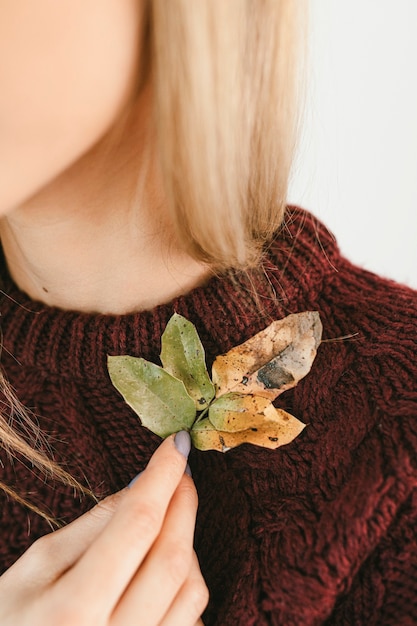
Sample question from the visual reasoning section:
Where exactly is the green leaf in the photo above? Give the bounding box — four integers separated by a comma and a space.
160, 313, 215, 410
108, 355, 196, 438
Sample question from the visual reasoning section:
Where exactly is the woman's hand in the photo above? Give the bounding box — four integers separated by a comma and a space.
0, 431, 208, 625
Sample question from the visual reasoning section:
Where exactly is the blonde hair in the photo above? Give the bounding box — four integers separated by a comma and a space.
1, 0, 307, 515
152, 0, 306, 269
0, 371, 94, 526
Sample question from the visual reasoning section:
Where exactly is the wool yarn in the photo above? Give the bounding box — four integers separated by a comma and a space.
0, 208, 416, 625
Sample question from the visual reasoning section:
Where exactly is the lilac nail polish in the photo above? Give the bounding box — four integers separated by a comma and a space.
128, 471, 144, 488
185, 463, 192, 477
174, 431, 191, 459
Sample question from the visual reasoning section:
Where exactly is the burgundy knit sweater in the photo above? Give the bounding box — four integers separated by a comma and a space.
0, 208, 416, 625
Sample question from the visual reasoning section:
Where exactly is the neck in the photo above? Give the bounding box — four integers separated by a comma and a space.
0, 100, 209, 315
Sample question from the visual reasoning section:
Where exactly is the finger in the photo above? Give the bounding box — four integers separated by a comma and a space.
158, 552, 209, 626
43, 429, 188, 575
111, 474, 198, 625
1, 489, 124, 588
58, 432, 191, 615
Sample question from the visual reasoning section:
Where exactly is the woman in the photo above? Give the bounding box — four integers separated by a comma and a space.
0, 1, 416, 624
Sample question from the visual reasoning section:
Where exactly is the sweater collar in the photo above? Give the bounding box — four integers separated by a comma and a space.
0, 208, 339, 382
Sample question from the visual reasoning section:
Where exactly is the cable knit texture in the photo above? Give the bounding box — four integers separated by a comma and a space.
0, 208, 416, 625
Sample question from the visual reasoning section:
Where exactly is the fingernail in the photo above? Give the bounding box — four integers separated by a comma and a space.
174, 431, 191, 459
185, 463, 192, 477
128, 471, 144, 488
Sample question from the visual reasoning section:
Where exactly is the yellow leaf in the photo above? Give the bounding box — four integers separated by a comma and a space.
212, 311, 322, 401
191, 401, 306, 452
208, 392, 276, 431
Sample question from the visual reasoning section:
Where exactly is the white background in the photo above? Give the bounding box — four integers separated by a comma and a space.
289, 0, 417, 289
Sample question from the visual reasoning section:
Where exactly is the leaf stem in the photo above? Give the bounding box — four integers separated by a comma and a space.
194, 405, 210, 425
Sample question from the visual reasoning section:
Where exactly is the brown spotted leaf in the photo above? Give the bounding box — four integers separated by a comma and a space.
191, 397, 305, 452
108, 312, 320, 452
212, 311, 322, 401
208, 392, 273, 431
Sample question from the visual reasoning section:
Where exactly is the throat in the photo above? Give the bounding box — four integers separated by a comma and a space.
0, 214, 210, 315
0, 91, 210, 315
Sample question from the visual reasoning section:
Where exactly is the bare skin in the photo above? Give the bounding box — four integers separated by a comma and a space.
0, 90, 209, 314
0, 1, 209, 622
0, 435, 208, 625
0, 0, 208, 314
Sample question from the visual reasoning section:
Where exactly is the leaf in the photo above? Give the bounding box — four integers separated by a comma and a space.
160, 313, 215, 410
108, 311, 320, 452
208, 392, 272, 431
207, 392, 286, 431
190, 417, 222, 451
191, 401, 305, 452
108, 355, 196, 438
212, 311, 322, 401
